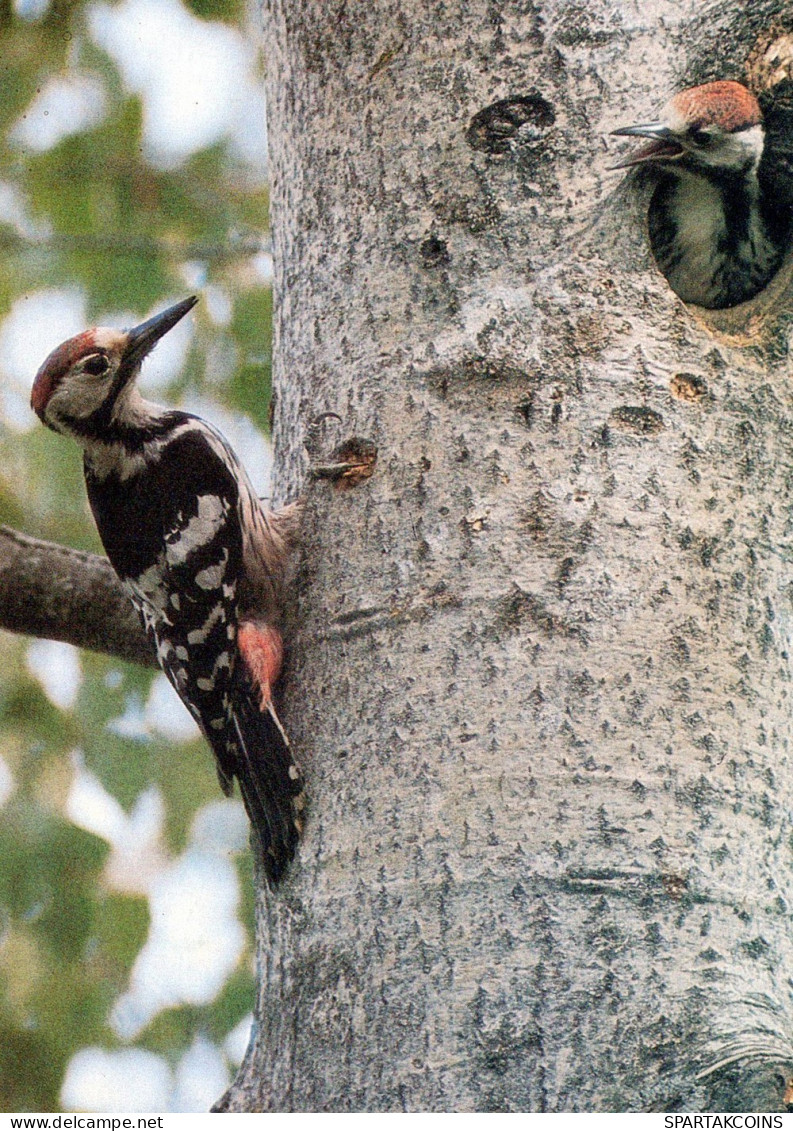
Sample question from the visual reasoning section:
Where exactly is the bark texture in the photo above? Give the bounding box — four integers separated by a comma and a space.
226, 0, 793, 1111
0, 525, 154, 668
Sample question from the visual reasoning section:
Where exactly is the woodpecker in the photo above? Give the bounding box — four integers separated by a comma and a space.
613, 80, 789, 308
31, 296, 304, 882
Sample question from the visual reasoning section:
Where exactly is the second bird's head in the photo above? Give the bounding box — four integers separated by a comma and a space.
31, 295, 198, 440
613, 80, 765, 177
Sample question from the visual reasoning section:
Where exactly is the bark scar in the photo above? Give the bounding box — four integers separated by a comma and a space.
309, 437, 378, 487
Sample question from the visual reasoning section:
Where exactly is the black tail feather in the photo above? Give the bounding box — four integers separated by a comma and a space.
223, 665, 304, 883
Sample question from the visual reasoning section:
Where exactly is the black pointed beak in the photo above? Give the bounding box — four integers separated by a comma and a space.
610, 123, 684, 169
123, 295, 198, 369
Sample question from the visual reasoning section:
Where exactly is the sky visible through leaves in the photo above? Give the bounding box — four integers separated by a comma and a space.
0, 0, 273, 1112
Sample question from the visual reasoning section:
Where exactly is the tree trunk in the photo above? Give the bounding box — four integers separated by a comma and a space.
225, 0, 793, 1111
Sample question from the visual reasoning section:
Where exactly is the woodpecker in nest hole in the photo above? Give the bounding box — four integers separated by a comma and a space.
613, 80, 792, 309
31, 297, 304, 883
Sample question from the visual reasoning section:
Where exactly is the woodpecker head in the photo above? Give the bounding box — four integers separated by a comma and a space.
31, 295, 198, 440
613, 81, 765, 177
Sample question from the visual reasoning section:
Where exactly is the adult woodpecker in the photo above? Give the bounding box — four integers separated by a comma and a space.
31, 296, 304, 882
613, 80, 789, 309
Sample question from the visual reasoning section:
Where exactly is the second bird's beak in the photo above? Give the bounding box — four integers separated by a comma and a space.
610, 123, 684, 169
123, 295, 198, 371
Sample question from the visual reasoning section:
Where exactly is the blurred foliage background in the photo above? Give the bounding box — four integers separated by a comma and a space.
0, 0, 273, 1112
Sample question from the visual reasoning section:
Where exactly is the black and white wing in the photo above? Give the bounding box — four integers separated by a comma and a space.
85, 418, 302, 880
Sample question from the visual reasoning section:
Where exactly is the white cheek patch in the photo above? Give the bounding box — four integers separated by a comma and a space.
49, 374, 112, 423
698, 125, 764, 171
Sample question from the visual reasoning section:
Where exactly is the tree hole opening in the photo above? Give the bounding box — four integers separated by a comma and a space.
645, 173, 793, 311
466, 95, 555, 155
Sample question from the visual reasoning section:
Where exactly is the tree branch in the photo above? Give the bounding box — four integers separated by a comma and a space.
0, 525, 156, 668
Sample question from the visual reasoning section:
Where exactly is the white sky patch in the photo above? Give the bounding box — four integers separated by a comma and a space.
0, 756, 15, 807
191, 798, 248, 855
203, 336, 237, 390
251, 251, 274, 283
26, 639, 82, 711
61, 1037, 231, 1113
180, 260, 207, 291
10, 74, 108, 153
65, 753, 167, 896
104, 668, 124, 690
0, 180, 52, 240
227, 78, 267, 170
61, 1047, 172, 1113
88, 0, 267, 170
66, 753, 128, 844
0, 288, 86, 432
204, 285, 232, 326
106, 693, 149, 741
110, 831, 246, 1039
13, 0, 51, 19
224, 1012, 253, 1066
145, 672, 201, 742
170, 1035, 230, 1113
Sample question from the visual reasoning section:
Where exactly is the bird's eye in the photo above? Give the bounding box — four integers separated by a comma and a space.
82, 354, 109, 376
690, 128, 714, 146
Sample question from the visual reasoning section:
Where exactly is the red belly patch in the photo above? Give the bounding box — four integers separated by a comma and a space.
237, 621, 284, 709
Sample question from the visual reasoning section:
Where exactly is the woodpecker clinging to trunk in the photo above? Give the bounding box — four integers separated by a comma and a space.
613, 80, 790, 309
31, 296, 304, 882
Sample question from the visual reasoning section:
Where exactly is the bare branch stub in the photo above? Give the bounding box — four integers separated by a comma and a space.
309, 437, 378, 487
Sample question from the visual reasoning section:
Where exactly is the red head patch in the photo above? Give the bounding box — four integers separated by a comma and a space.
30, 330, 96, 419
670, 81, 762, 134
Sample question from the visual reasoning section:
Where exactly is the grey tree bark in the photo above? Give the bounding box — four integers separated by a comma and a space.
0, 526, 153, 668
220, 0, 793, 1113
